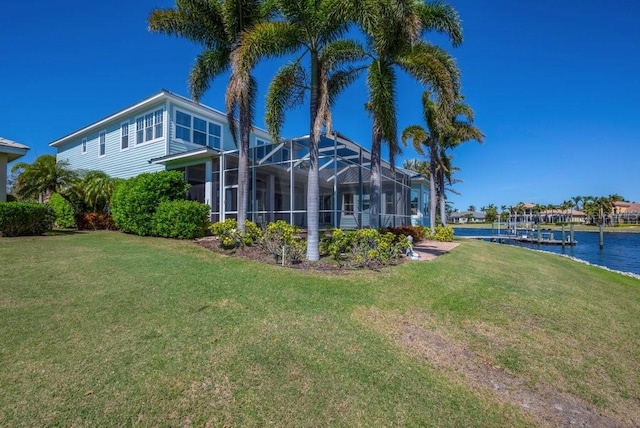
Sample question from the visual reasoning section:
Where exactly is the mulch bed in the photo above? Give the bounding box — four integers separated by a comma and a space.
195, 236, 407, 273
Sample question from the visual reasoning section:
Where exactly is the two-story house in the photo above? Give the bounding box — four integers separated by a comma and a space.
51, 90, 416, 229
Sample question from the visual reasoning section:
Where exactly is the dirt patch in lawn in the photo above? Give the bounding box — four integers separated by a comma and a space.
357, 307, 631, 427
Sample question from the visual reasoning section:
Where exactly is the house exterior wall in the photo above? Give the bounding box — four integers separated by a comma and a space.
56, 102, 167, 178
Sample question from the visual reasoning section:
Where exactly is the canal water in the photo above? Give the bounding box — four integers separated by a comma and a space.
454, 228, 640, 277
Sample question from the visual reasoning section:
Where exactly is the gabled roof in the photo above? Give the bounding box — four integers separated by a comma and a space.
49, 89, 270, 148
0, 137, 30, 162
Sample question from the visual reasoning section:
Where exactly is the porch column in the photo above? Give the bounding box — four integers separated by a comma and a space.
0, 153, 7, 202
204, 159, 213, 213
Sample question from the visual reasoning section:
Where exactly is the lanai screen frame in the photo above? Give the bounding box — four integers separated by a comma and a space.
211, 133, 412, 229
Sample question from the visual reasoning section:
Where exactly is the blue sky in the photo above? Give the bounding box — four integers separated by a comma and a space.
2, 0, 639, 210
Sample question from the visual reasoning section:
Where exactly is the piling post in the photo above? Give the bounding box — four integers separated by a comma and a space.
599, 224, 604, 249
570, 223, 574, 244
561, 224, 566, 248
537, 223, 541, 245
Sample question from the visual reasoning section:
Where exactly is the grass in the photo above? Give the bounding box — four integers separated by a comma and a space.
1, 231, 639, 426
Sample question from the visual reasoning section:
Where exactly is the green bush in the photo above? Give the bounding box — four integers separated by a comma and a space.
153, 200, 210, 239
431, 225, 454, 242
49, 193, 76, 228
322, 228, 409, 268
210, 218, 263, 249
111, 171, 190, 236
258, 220, 303, 263
74, 212, 116, 230
0, 202, 55, 237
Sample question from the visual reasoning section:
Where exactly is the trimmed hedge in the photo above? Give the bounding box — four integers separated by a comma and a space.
0, 202, 55, 237
49, 193, 76, 228
111, 171, 190, 236
152, 200, 210, 239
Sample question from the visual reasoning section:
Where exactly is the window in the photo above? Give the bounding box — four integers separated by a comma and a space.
121, 123, 129, 150
154, 110, 163, 138
99, 131, 106, 156
136, 117, 144, 144
193, 117, 207, 145
176, 111, 191, 142
256, 139, 267, 159
135, 109, 163, 145
175, 110, 222, 148
208, 123, 221, 148
145, 113, 153, 141
81, 138, 87, 154
343, 193, 354, 215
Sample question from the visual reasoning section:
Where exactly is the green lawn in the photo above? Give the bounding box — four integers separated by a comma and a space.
1, 231, 639, 426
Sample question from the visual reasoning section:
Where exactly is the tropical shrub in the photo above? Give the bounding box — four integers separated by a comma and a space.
0, 202, 54, 237
258, 220, 302, 263
210, 218, 262, 249
383, 225, 426, 242
322, 228, 409, 268
348, 229, 408, 268
111, 171, 190, 236
49, 193, 76, 228
153, 200, 210, 239
74, 212, 116, 230
431, 225, 454, 242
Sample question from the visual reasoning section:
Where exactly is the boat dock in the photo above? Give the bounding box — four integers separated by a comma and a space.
458, 232, 577, 246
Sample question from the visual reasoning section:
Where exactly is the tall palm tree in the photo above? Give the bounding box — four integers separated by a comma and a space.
355, 0, 462, 229
237, 0, 364, 261
11, 155, 78, 202
148, 0, 271, 234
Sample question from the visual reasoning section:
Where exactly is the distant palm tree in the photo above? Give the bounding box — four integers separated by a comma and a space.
149, 0, 272, 234
11, 155, 77, 202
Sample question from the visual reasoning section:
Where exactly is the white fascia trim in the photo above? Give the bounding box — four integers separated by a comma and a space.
50, 92, 168, 147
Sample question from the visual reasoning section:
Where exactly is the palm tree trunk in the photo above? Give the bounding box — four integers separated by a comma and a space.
429, 146, 437, 233
370, 124, 382, 230
237, 107, 250, 233
306, 51, 320, 261
438, 169, 446, 226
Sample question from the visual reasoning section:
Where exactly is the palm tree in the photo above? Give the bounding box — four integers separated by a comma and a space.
356, 0, 462, 229
148, 0, 271, 234
402, 92, 482, 232
436, 100, 483, 226
237, 0, 364, 261
11, 155, 78, 202
74, 171, 121, 212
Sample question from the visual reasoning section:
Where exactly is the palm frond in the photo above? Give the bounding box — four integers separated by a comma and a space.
414, 1, 463, 47
188, 48, 232, 103
265, 61, 306, 142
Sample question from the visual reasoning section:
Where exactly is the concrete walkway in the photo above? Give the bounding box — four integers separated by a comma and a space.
411, 241, 460, 261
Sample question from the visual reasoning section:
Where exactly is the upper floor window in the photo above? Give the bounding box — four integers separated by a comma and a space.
256, 139, 268, 159
209, 123, 221, 148
81, 138, 87, 154
176, 111, 191, 142
99, 131, 106, 157
121, 123, 129, 150
175, 110, 222, 148
136, 109, 163, 145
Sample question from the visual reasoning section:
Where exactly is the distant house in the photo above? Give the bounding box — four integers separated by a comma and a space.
50, 89, 415, 229
0, 137, 30, 202
449, 211, 486, 224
